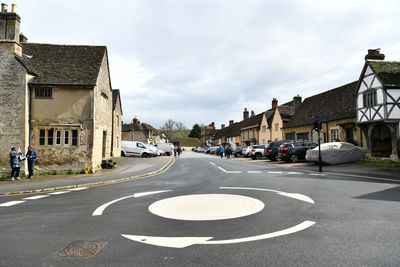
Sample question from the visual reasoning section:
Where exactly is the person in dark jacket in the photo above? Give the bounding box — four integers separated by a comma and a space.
226, 145, 232, 159
26, 145, 38, 179
218, 145, 224, 159
10, 147, 23, 181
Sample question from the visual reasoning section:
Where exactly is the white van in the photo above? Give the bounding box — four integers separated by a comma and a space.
155, 143, 174, 156
121, 141, 152, 157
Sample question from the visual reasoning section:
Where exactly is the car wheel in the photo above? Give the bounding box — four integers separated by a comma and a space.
290, 155, 299, 163
142, 153, 148, 158
121, 151, 125, 157
270, 155, 277, 161
256, 154, 261, 160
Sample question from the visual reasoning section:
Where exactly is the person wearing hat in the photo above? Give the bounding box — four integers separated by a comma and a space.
9, 147, 23, 180
26, 145, 38, 179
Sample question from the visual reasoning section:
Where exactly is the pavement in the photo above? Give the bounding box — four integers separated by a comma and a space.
0, 156, 175, 196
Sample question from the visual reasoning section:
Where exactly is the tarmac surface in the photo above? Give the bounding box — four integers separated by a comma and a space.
0, 156, 175, 196
1, 153, 399, 196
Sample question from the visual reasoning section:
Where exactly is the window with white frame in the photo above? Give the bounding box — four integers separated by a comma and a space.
331, 129, 339, 141
56, 130, 61, 145
262, 126, 266, 132
275, 123, 279, 131
64, 130, 69, 145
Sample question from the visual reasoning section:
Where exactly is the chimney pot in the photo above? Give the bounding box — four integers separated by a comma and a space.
272, 98, 278, 109
11, 3, 16, 13
365, 48, 385, 60
1, 3, 7, 12
221, 124, 225, 129
229, 120, 234, 126
243, 108, 249, 120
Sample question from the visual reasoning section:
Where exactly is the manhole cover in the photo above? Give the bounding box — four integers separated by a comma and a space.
55, 241, 107, 258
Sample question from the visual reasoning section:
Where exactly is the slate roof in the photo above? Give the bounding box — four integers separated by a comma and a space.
368, 61, 400, 87
240, 112, 264, 131
284, 81, 358, 128
19, 43, 106, 86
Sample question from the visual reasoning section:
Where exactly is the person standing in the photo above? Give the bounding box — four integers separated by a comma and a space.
177, 146, 182, 157
9, 147, 23, 180
226, 145, 232, 159
26, 145, 38, 179
219, 145, 224, 159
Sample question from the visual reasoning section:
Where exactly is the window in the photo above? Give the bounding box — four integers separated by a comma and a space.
275, 123, 279, 131
297, 132, 309, 141
64, 130, 69, 145
331, 129, 339, 141
56, 130, 61, 145
363, 90, 377, 107
117, 115, 120, 127
116, 136, 119, 147
286, 132, 295, 140
35, 87, 52, 98
39, 129, 45, 145
262, 126, 266, 133
72, 130, 78, 146
247, 132, 250, 139
262, 139, 266, 144
47, 129, 54, 145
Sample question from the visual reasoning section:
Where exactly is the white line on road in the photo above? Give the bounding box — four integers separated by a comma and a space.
288, 172, 304, 175
209, 162, 216, 166
309, 173, 327, 176
267, 171, 283, 174
248, 171, 262, 174
0, 201, 26, 207
23, 195, 50, 200
218, 167, 242, 174
69, 187, 89, 191
92, 190, 172, 216
48, 191, 70, 195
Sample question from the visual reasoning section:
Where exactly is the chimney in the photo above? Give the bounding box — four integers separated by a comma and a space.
0, 2, 22, 55
293, 95, 302, 110
1, 3, 7, 12
19, 32, 27, 42
221, 124, 225, 129
251, 110, 255, 117
272, 98, 278, 109
210, 122, 215, 128
229, 120, 234, 126
11, 3, 16, 12
243, 108, 249, 120
132, 117, 139, 124
365, 49, 385, 60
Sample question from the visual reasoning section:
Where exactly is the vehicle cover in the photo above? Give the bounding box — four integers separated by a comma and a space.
305, 142, 366, 165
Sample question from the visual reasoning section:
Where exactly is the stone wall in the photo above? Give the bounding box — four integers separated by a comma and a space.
112, 96, 122, 157
0, 42, 29, 174
92, 53, 113, 170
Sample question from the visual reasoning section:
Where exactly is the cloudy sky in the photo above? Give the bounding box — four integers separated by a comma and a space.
13, 0, 400, 129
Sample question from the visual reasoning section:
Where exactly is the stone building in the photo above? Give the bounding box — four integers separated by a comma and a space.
122, 118, 163, 144
0, 5, 121, 173
112, 89, 123, 157
200, 122, 216, 147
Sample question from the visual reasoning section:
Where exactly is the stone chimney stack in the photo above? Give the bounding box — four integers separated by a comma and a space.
0, 2, 22, 55
132, 117, 139, 124
272, 98, 278, 109
243, 108, 249, 120
293, 95, 302, 110
210, 122, 215, 128
251, 110, 255, 117
221, 124, 225, 129
229, 120, 234, 126
365, 49, 385, 60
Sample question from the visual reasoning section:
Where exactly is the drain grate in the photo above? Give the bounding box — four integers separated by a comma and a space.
55, 241, 107, 258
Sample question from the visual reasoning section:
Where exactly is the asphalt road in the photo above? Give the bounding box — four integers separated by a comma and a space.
1, 152, 400, 266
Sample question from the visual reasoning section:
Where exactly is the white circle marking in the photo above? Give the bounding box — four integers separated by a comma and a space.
148, 194, 265, 221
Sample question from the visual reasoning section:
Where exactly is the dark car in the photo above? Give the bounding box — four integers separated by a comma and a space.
233, 146, 245, 157
278, 141, 318, 163
265, 140, 292, 161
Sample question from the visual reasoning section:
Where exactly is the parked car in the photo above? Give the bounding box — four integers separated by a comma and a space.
233, 146, 245, 157
121, 141, 153, 157
278, 141, 318, 162
208, 146, 218, 154
155, 143, 174, 156
242, 146, 253, 157
265, 140, 292, 161
306, 142, 366, 164
250, 144, 267, 160
146, 144, 159, 157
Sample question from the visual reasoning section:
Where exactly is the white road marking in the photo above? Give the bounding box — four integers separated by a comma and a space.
148, 194, 265, 221
23, 195, 49, 200
121, 220, 315, 248
218, 167, 242, 174
288, 172, 304, 175
48, 191, 70, 195
69, 187, 88, 191
248, 171, 262, 174
309, 173, 327, 176
209, 162, 216, 166
220, 187, 314, 204
267, 171, 283, 174
0, 201, 25, 207
92, 190, 171, 216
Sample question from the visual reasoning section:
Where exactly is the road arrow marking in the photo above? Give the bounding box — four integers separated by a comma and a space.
121, 220, 315, 248
92, 190, 172, 216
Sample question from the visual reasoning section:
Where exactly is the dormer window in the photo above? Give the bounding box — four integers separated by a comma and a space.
363, 90, 377, 107
35, 87, 52, 98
